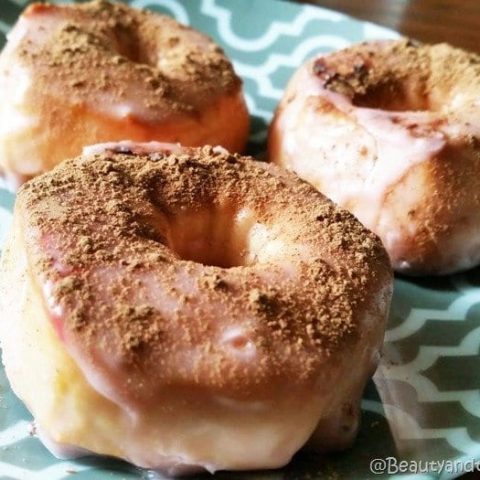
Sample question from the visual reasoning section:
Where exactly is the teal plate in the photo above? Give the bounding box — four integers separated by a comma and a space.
0, 1, 480, 479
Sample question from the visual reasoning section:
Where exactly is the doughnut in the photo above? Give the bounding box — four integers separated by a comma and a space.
0, 142, 392, 474
0, 0, 249, 190
269, 39, 480, 275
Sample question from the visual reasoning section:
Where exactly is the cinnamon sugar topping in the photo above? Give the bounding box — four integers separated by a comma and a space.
19, 146, 391, 400
17, 0, 240, 120
314, 39, 480, 111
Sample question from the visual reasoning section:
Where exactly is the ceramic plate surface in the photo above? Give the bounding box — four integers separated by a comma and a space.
0, 1, 479, 479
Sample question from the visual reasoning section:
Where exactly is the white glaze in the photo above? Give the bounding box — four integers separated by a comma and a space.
273, 57, 480, 273
0, 3, 249, 191
0, 8, 222, 124
221, 326, 257, 359
0, 141, 390, 474
0, 226, 328, 474
281, 65, 448, 228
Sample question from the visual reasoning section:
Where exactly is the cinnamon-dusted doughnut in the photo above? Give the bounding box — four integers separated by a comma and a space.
269, 40, 480, 275
0, 143, 392, 474
0, 0, 249, 189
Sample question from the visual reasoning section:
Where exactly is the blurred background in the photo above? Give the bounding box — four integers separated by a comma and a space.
299, 0, 480, 53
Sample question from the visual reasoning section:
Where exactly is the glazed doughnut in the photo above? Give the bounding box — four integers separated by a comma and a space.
0, 0, 249, 189
0, 143, 392, 474
269, 40, 480, 275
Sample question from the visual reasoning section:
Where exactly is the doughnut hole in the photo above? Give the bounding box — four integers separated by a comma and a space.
108, 23, 158, 68
352, 79, 432, 112
160, 205, 289, 268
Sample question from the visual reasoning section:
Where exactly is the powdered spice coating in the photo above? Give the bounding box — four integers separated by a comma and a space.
17, 0, 239, 119
19, 146, 392, 405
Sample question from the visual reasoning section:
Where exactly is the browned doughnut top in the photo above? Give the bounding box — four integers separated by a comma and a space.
313, 39, 480, 113
18, 146, 391, 406
11, 0, 240, 121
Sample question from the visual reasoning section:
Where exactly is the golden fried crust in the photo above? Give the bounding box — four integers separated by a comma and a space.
17, 145, 392, 407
